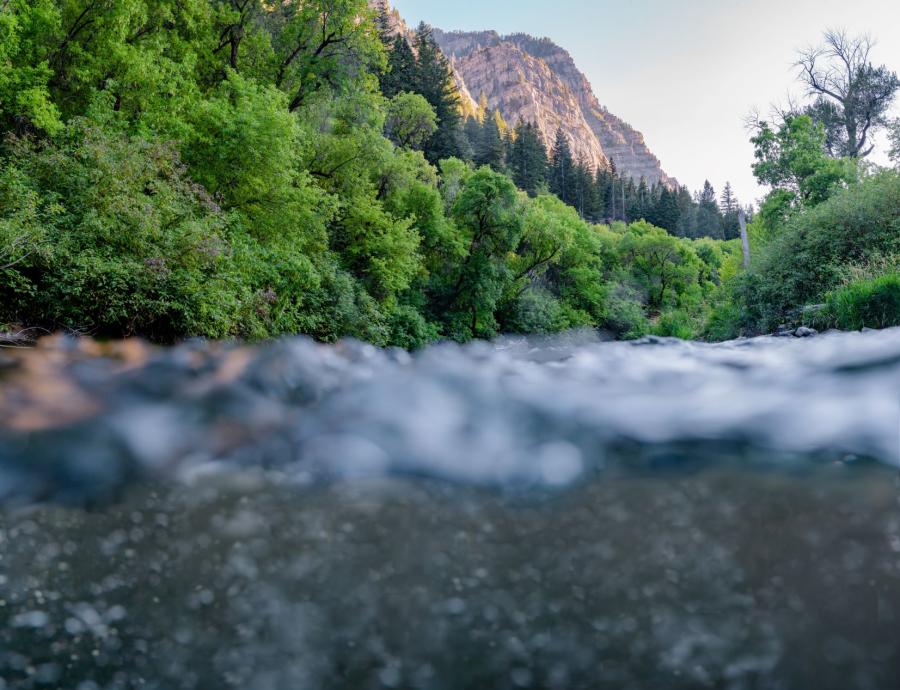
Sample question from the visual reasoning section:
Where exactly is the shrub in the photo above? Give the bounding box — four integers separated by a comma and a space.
503, 288, 566, 334
738, 171, 900, 332
654, 309, 697, 340
0, 122, 241, 340
816, 274, 900, 331
603, 298, 650, 340
386, 304, 439, 350
702, 301, 745, 341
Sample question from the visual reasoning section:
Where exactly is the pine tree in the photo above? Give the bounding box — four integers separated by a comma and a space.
652, 186, 681, 232
720, 182, 737, 214
475, 108, 505, 170
476, 93, 489, 122
374, 0, 394, 41
699, 180, 718, 213
509, 121, 548, 196
413, 23, 463, 163
463, 115, 482, 157
502, 127, 515, 169
572, 159, 595, 219
720, 181, 741, 240
380, 34, 417, 98
548, 128, 574, 206
594, 163, 613, 221
622, 178, 637, 222
634, 177, 649, 220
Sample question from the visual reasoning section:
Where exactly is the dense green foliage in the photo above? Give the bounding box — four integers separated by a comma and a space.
459, 111, 749, 240
816, 274, 900, 331
700, 30, 900, 337
713, 109, 900, 336
13, 2, 894, 346
0, 0, 741, 346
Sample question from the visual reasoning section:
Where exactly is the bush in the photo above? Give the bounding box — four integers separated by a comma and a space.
816, 274, 900, 331
702, 301, 745, 341
0, 122, 241, 340
654, 309, 697, 340
503, 288, 566, 334
603, 298, 650, 340
738, 171, 900, 332
386, 304, 439, 350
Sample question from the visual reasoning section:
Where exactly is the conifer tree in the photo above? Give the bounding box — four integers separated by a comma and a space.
572, 159, 595, 219
652, 186, 681, 232
720, 182, 737, 214
509, 122, 548, 196
413, 23, 463, 163
475, 108, 505, 170
720, 182, 741, 240
699, 180, 719, 213
380, 34, 417, 98
548, 128, 574, 206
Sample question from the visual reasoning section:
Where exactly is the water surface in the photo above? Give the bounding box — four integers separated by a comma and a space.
1, 329, 899, 689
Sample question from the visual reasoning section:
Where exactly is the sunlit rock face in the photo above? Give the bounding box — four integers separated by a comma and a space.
1, 329, 900, 689
433, 30, 675, 187
371, 0, 674, 185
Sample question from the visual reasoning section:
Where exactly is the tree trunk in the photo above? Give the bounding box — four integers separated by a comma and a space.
738, 209, 751, 269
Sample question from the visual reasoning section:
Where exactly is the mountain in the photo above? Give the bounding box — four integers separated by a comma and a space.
433, 29, 674, 187
373, 1, 674, 186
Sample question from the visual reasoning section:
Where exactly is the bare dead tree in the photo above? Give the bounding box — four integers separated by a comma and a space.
795, 29, 899, 158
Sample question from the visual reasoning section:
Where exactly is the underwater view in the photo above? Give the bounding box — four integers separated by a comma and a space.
2, 329, 899, 689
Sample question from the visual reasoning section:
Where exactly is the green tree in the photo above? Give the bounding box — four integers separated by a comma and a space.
183, 70, 333, 259
380, 33, 417, 99
384, 92, 437, 150
413, 22, 462, 163
649, 186, 680, 233
0, 116, 240, 340
439, 167, 522, 339
618, 222, 702, 310
270, 0, 386, 111
0, 0, 62, 134
548, 128, 574, 206
475, 108, 505, 169
751, 115, 857, 218
796, 30, 899, 158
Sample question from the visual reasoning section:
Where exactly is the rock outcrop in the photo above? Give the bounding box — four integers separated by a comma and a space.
371, 2, 674, 185
434, 29, 674, 186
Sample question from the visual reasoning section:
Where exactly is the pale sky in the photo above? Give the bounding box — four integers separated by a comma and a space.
393, 0, 900, 207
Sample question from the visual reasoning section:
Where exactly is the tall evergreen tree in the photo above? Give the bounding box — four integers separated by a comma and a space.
720, 182, 741, 240
475, 108, 505, 170
380, 34, 417, 98
548, 128, 574, 206
720, 182, 737, 214
413, 23, 463, 163
652, 187, 681, 232
572, 159, 595, 219
509, 121, 548, 196
698, 180, 718, 213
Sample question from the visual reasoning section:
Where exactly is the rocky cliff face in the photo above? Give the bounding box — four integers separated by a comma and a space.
371, 2, 479, 116
373, 2, 673, 185
434, 29, 674, 187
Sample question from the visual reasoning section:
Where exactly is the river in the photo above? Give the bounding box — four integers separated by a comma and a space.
1, 329, 899, 689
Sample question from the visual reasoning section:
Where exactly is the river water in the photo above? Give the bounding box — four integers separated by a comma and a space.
1, 329, 899, 689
